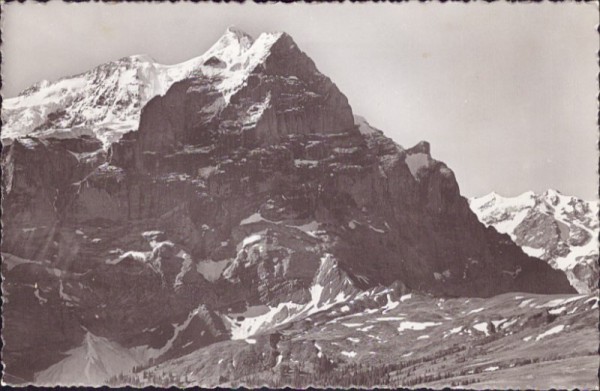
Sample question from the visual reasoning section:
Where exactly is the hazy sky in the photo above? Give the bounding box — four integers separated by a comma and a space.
2, 2, 598, 200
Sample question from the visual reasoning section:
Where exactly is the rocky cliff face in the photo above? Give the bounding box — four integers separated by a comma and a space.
469, 190, 599, 293
1, 29, 575, 385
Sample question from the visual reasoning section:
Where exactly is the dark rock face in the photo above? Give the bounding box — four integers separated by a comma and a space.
122, 33, 354, 167
1, 31, 575, 384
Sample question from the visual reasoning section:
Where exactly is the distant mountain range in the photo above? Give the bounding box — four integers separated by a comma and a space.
470, 190, 598, 293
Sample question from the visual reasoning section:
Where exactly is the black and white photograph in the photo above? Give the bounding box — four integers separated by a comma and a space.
1, 1, 598, 388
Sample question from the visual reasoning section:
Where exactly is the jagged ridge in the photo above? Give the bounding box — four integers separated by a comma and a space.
469, 190, 599, 293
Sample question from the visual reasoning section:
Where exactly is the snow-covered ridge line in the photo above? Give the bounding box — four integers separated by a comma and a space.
2, 28, 287, 148
469, 189, 599, 293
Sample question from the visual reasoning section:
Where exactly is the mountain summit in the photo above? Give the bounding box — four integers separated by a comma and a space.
1, 28, 299, 147
1, 29, 580, 385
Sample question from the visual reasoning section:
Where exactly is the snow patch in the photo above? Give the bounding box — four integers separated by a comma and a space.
241, 234, 262, 248
467, 307, 484, 315
240, 212, 264, 225
398, 321, 441, 332
473, 322, 490, 336
536, 325, 565, 341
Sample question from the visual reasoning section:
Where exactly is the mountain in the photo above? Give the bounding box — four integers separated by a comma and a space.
1, 28, 587, 387
469, 190, 599, 293
1, 27, 254, 147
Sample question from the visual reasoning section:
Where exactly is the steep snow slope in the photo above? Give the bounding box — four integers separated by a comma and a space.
1, 27, 274, 147
469, 190, 599, 293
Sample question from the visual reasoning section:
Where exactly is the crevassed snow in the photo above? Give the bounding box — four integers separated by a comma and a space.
554, 240, 598, 270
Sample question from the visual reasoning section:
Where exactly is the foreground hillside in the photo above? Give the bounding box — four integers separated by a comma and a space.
32, 290, 597, 388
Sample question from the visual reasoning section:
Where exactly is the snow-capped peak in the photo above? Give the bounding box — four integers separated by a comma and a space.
203, 27, 255, 66
225, 26, 254, 41
1, 28, 287, 148
470, 190, 599, 293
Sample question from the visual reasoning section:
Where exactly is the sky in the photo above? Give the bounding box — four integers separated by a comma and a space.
2, 2, 598, 200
